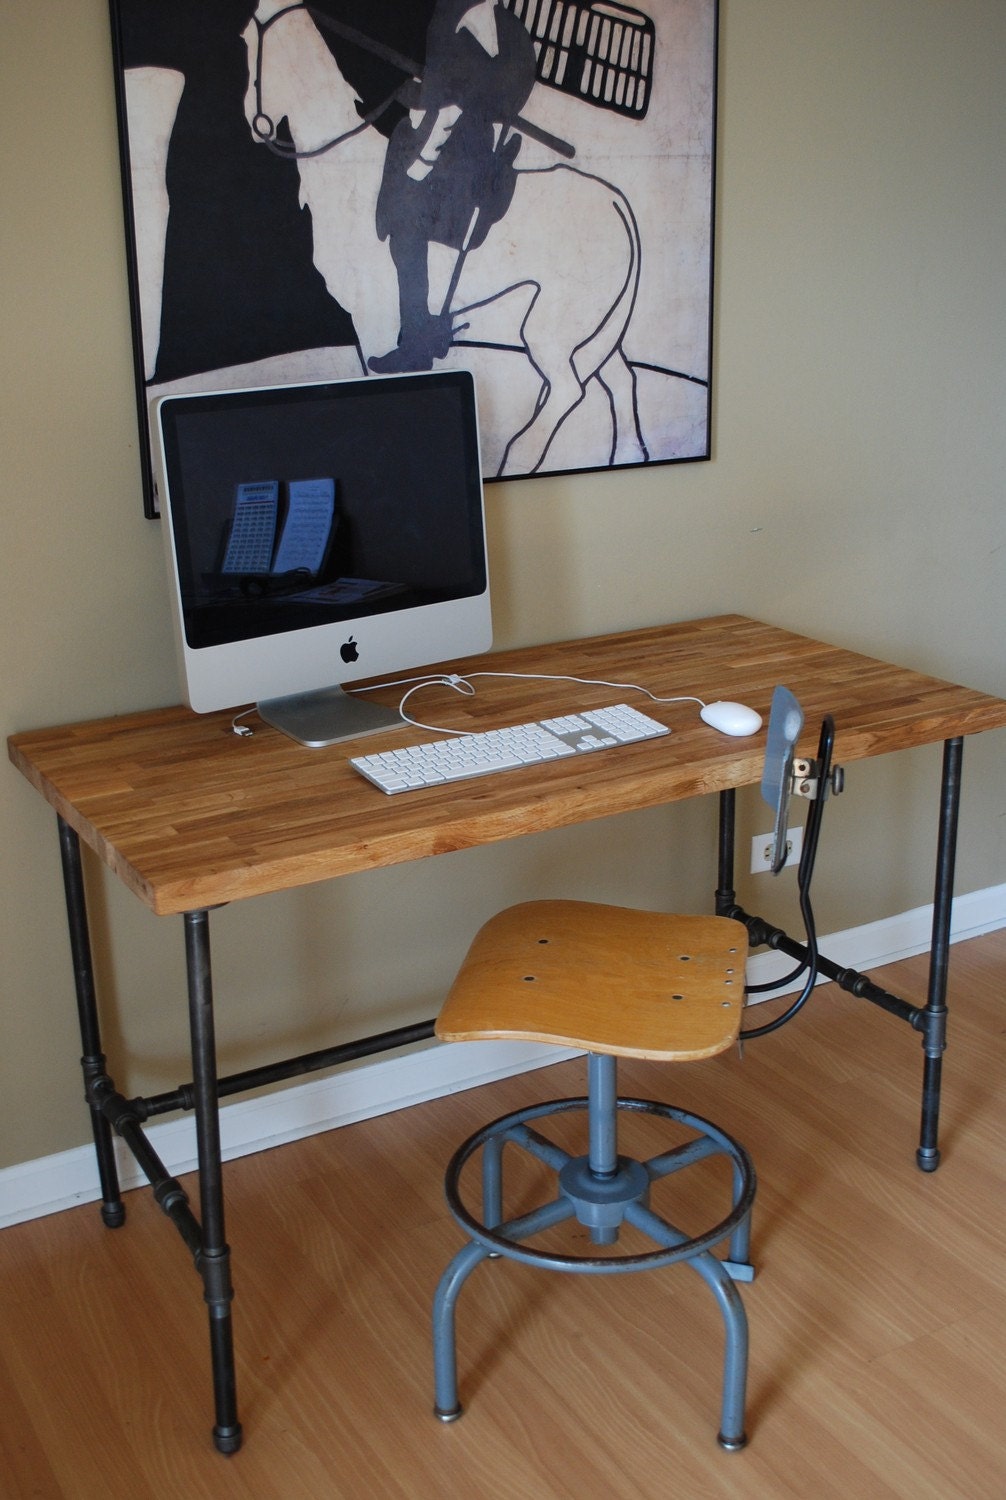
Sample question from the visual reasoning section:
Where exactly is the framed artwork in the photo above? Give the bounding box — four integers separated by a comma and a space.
110, 1, 719, 516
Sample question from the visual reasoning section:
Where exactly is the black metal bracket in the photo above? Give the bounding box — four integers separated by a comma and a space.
85, 1073, 202, 1255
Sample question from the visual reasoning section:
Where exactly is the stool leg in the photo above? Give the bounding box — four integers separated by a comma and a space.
723, 1156, 756, 1282
432, 1241, 490, 1420
692, 1250, 750, 1450
627, 1201, 749, 1450
482, 1132, 505, 1229
433, 1194, 576, 1421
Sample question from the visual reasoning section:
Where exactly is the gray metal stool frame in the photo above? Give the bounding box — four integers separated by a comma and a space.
433, 1051, 756, 1450
431, 689, 841, 1452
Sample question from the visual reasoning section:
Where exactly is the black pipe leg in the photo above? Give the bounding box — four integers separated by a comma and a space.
716, 790, 737, 916
916, 738, 963, 1172
184, 910, 242, 1453
57, 817, 125, 1228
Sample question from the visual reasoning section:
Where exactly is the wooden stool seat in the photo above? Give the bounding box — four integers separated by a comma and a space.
436, 900, 749, 1061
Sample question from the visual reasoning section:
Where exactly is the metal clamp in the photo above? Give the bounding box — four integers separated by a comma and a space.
791, 757, 845, 801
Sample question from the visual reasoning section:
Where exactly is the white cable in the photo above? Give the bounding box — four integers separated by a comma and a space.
231, 707, 257, 737
461, 670, 705, 708
397, 677, 478, 733
352, 670, 705, 736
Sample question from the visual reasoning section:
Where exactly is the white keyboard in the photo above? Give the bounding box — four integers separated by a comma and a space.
349, 704, 670, 795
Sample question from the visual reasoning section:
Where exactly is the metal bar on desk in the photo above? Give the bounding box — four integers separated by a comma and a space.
183, 909, 242, 1455
729, 910, 926, 1030
137, 1017, 438, 1120
56, 816, 125, 1228
715, 789, 737, 916
916, 737, 963, 1173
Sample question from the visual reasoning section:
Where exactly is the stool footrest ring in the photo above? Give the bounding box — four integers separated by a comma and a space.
442, 1095, 756, 1274
432, 1088, 755, 1451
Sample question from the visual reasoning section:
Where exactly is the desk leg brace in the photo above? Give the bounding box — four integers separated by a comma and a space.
715, 737, 963, 1170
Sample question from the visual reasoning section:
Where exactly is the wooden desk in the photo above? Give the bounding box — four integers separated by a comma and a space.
10, 615, 1006, 1452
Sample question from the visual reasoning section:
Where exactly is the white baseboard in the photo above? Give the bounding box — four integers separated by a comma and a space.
3, 883, 1004, 1230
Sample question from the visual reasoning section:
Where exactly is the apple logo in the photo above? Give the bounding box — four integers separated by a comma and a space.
340, 635, 360, 664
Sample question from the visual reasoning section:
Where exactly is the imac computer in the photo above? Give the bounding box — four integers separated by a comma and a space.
152, 369, 491, 747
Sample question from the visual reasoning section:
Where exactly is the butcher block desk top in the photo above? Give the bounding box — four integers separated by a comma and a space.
10, 616, 1006, 917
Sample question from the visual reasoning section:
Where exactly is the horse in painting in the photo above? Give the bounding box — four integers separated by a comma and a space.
242, 1, 647, 477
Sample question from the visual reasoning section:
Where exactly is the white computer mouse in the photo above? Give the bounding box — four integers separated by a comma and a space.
700, 700, 764, 737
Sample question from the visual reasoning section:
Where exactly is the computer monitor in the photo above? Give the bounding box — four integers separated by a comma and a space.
152, 369, 491, 746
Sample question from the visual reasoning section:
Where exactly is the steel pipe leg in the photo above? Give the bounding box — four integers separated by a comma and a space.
184, 910, 242, 1454
56, 817, 124, 1228
917, 737, 962, 1172
715, 789, 737, 916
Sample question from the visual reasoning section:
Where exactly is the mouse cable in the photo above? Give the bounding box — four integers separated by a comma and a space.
351, 669, 704, 735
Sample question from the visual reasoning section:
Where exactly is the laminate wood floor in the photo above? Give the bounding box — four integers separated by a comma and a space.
2, 931, 1004, 1499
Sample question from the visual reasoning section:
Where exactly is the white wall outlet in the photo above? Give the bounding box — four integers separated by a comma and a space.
751, 824, 803, 873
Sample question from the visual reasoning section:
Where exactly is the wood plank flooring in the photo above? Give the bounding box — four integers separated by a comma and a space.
1, 931, 1003, 1499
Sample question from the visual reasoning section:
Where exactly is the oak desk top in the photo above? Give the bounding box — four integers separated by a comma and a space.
10, 616, 1006, 917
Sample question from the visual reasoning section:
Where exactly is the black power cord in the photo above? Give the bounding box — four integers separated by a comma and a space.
740, 714, 837, 1041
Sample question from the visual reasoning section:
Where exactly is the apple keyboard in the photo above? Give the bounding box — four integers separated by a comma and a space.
349, 704, 670, 794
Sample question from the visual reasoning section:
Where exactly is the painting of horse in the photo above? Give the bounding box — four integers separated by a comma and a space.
110, 1, 718, 509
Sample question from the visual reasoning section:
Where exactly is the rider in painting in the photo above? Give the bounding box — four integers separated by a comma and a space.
369, 0, 537, 373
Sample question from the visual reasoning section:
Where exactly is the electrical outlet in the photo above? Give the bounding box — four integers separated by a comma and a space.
751, 824, 803, 873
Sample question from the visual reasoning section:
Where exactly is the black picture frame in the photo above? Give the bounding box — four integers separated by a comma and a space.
109, 1, 718, 517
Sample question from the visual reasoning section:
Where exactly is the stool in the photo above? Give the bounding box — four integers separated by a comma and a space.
431, 899, 755, 1451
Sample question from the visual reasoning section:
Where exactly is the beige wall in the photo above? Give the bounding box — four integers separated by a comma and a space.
2, 0, 1004, 1171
